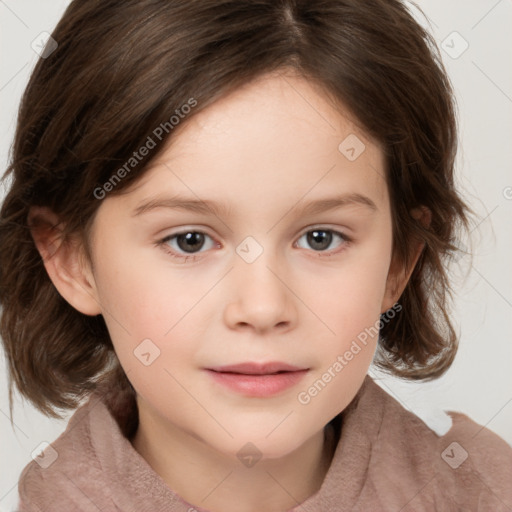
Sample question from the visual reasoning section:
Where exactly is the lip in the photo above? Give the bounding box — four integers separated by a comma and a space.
207, 361, 307, 375
205, 361, 309, 397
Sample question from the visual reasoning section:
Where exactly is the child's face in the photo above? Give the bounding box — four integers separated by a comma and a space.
85, 72, 398, 458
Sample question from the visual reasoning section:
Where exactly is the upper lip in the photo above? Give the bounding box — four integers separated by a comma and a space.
206, 362, 308, 375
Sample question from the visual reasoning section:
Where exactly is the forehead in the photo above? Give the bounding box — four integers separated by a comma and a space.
105, 72, 389, 219
167, 71, 382, 163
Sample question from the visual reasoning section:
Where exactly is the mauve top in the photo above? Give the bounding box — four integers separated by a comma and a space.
17, 375, 512, 511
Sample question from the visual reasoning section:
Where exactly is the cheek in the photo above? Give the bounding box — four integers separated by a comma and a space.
305, 251, 391, 338
90, 244, 197, 377
93, 238, 196, 332
84, 222, 394, 457
293, 264, 391, 429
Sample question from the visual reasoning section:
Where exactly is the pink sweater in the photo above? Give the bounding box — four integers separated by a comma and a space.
17, 375, 512, 511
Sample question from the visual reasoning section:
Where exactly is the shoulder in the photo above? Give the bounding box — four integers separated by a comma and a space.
16, 389, 196, 512
17, 396, 107, 511
436, 410, 512, 509
364, 378, 512, 510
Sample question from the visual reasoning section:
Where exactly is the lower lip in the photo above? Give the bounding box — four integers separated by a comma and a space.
205, 369, 308, 397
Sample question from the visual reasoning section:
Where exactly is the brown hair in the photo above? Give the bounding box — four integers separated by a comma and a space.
0, 0, 473, 420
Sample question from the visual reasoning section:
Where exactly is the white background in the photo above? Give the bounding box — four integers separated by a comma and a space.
1, 1, 511, 510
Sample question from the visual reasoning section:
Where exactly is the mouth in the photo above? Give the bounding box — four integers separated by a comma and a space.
204, 362, 309, 397
206, 361, 308, 375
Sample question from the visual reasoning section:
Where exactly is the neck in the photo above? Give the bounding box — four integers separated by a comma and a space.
131, 405, 337, 512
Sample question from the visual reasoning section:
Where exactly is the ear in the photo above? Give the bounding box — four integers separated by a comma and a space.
28, 206, 102, 316
380, 206, 431, 313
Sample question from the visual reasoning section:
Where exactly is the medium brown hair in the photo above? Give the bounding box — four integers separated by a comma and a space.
0, 0, 472, 419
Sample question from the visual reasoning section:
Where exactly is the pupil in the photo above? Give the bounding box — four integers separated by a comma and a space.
308, 230, 331, 251
178, 232, 204, 253
175, 230, 332, 254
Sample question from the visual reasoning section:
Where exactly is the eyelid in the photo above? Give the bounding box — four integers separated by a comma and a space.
159, 223, 351, 244
293, 226, 352, 253
297, 223, 351, 237
159, 228, 218, 251
157, 224, 352, 262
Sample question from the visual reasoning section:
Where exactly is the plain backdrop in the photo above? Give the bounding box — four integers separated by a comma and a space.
1, 1, 511, 511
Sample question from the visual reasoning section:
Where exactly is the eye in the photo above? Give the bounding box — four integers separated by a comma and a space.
157, 227, 351, 263
295, 228, 351, 256
157, 230, 216, 262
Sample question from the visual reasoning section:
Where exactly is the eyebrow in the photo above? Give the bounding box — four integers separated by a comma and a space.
132, 192, 378, 218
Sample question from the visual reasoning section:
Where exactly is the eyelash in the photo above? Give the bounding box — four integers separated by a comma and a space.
156, 227, 352, 263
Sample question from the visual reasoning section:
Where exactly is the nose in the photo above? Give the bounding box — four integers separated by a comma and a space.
223, 245, 297, 335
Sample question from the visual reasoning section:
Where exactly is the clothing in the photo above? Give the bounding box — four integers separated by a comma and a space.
17, 375, 512, 511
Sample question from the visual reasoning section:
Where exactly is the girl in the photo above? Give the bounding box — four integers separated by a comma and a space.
1, 0, 511, 511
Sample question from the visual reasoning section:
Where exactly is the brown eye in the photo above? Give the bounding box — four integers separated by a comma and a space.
306, 230, 333, 251
296, 228, 349, 254
159, 230, 216, 262
175, 232, 206, 253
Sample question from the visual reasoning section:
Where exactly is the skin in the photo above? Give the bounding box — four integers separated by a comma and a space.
30, 70, 425, 512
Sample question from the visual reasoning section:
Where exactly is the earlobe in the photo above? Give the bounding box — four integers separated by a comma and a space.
380, 205, 431, 313
380, 240, 425, 313
28, 206, 102, 316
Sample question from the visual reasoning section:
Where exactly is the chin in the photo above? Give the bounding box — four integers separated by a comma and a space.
220, 426, 316, 463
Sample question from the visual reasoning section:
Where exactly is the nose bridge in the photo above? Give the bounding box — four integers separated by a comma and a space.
235, 234, 283, 297
226, 234, 295, 331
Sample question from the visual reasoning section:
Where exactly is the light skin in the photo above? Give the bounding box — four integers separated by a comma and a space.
29, 70, 427, 512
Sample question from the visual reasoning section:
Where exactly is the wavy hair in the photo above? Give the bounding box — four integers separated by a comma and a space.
0, 0, 472, 419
